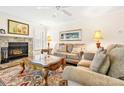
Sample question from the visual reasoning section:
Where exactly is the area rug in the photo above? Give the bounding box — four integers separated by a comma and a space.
0, 65, 64, 86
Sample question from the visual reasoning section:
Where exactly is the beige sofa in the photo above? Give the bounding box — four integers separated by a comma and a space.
53, 43, 85, 65
62, 44, 124, 86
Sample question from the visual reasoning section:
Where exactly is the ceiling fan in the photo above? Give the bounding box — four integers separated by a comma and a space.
52, 6, 72, 17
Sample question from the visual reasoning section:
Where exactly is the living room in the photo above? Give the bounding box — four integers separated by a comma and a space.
0, 0, 124, 92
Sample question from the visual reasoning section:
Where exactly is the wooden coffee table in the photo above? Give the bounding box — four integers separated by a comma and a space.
29, 54, 65, 86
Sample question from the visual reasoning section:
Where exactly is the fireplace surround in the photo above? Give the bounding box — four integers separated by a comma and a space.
1, 42, 28, 64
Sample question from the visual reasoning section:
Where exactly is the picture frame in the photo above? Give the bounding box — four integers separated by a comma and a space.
59, 29, 82, 41
8, 19, 29, 35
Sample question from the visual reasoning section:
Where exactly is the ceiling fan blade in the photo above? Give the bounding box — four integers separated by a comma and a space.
62, 9, 72, 16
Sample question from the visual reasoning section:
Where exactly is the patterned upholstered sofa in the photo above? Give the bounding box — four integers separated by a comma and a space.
53, 43, 85, 65
62, 44, 124, 86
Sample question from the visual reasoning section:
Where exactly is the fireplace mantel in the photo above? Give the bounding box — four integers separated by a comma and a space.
0, 34, 33, 39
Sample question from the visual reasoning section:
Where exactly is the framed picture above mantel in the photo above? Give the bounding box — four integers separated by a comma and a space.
8, 19, 29, 35
59, 29, 82, 41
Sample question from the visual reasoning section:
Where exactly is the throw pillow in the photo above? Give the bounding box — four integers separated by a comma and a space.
90, 51, 106, 72
71, 47, 81, 54
96, 47, 104, 53
98, 56, 110, 74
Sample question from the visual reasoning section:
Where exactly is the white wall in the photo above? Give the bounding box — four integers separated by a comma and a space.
47, 26, 60, 48
0, 12, 34, 37
47, 10, 124, 52
0, 11, 47, 54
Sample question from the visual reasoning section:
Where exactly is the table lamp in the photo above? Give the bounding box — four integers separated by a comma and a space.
47, 35, 52, 50
93, 30, 103, 48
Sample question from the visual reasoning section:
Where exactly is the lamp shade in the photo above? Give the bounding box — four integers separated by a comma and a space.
47, 35, 52, 42
93, 31, 103, 42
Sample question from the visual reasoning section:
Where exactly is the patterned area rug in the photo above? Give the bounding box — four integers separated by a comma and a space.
0, 65, 64, 86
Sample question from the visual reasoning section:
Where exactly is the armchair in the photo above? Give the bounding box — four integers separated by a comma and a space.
62, 44, 124, 86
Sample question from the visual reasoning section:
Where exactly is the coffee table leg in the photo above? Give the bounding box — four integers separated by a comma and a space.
19, 61, 25, 74
62, 59, 66, 70
44, 68, 49, 86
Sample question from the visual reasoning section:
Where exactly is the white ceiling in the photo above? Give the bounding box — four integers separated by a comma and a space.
0, 6, 123, 26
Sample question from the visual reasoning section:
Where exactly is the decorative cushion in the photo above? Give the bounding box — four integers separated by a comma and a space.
98, 56, 110, 74
58, 44, 67, 52
83, 52, 95, 61
108, 47, 124, 78
90, 51, 106, 72
77, 60, 91, 67
71, 47, 81, 54
97, 47, 104, 52
67, 44, 73, 53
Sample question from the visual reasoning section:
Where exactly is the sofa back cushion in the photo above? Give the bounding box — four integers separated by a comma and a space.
107, 44, 124, 54
71, 47, 82, 54
108, 47, 124, 78
58, 44, 67, 52
66, 53, 81, 60
83, 52, 95, 61
57, 43, 85, 53
67, 44, 73, 53
71, 44, 84, 53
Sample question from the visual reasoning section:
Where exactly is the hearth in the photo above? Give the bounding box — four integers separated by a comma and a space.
8, 42, 28, 60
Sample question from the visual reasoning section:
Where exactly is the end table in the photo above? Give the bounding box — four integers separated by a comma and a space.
41, 48, 53, 55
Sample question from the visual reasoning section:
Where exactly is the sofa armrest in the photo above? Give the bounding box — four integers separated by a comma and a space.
62, 66, 124, 86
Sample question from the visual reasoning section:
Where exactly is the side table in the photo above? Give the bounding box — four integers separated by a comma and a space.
41, 48, 53, 55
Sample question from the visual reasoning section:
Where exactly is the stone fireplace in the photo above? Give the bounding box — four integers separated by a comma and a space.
0, 36, 33, 64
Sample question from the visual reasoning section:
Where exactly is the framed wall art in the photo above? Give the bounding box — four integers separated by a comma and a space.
8, 19, 29, 35
59, 29, 82, 41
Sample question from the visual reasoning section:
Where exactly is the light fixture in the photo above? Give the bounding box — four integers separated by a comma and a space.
93, 30, 103, 48
47, 35, 52, 55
